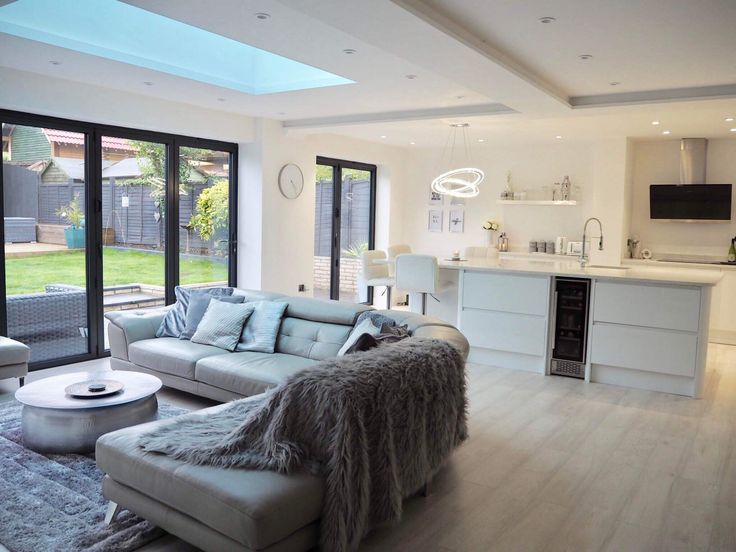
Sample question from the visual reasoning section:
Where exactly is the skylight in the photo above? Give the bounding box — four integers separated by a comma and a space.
0, 0, 354, 95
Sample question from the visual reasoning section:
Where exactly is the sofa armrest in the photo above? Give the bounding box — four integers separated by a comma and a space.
105, 308, 170, 361
413, 325, 470, 361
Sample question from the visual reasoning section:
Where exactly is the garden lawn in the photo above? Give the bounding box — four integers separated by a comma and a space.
4, 247, 227, 295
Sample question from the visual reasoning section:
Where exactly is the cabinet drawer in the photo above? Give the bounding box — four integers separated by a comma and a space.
461, 308, 547, 356
462, 272, 549, 316
590, 323, 697, 377
593, 281, 700, 332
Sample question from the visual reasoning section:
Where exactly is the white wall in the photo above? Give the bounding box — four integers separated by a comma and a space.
399, 141, 633, 261
629, 139, 736, 258
0, 67, 254, 143
238, 122, 408, 296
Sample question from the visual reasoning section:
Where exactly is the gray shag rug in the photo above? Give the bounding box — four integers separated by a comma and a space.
0, 399, 186, 552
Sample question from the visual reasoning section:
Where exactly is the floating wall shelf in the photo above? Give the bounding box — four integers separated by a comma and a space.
495, 200, 578, 206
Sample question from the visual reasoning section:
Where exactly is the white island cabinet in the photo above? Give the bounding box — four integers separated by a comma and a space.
589, 281, 710, 397
460, 271, 551, 373
441, 257, 720, 397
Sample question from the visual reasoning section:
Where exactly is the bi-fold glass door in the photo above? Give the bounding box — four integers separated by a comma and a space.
313, 157, 376, 302
1, 110, 237, 368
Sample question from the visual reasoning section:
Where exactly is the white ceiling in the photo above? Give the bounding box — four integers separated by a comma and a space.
0, 0, 735, 145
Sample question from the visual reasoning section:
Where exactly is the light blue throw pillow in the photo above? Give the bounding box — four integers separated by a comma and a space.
156, 286, 234, 338
180, 294, 245, 340
337, 318, 382, 356
191, 301, 255, 351
236, 301, 288, 353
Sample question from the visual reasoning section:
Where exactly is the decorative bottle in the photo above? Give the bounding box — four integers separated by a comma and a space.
728, 237, 736, 263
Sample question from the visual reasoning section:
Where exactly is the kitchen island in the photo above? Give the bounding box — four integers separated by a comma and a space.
423, 257, 721, 397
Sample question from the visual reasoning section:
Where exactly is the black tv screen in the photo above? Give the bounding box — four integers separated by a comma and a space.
650, 184, 732, 221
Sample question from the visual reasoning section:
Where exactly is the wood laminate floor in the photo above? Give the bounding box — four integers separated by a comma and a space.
1, 344, 735, 551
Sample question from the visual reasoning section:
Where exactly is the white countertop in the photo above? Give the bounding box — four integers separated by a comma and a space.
438, 257, 722, 286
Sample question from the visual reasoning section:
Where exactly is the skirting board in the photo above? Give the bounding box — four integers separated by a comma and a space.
467, 347, 545, 373
709, 329, 736, 346
590, 363, 695, 397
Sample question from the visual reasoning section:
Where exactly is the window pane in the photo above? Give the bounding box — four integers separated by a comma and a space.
178, 147, 230, 289
101, 137, 166, 349
2, 123, 89, 363
313, 163, 334, 300
338, 168, 372, 303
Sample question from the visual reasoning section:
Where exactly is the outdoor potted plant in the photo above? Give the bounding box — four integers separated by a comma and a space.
56, 193, 85, 249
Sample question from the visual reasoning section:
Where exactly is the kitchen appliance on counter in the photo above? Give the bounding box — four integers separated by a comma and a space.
550, 277, 591, 379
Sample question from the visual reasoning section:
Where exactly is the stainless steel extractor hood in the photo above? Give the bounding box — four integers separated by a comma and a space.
679, 138, 707, 184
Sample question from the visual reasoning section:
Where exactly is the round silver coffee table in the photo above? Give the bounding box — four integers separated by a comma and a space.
15, 370, 162, 454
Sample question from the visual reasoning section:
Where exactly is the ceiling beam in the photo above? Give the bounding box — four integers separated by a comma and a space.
282, 102, 516, 129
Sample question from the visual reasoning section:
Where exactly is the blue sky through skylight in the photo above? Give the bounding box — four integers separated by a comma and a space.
0, 0, 354, 95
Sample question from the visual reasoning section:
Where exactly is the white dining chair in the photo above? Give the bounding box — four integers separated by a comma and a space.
395, 253, 440, 315
359, 250, 395, 307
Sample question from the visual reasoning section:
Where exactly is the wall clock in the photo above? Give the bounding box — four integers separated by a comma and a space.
278, 163, 304, 199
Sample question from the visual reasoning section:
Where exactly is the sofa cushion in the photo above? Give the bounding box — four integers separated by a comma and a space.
128, 338, 225, 379
192, 301, 255, 351
180, 295, 245, 340
96, 404, 323, 550
276, 317, 352, 360
195, 352, 318, 397
0, 336, 30, 366
156, 286, 234, 338
236, 301, 288, 354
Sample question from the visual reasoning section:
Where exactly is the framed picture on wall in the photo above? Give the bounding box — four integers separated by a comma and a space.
429, 186, 443, 205
449, 209, 464, 233
428, 209, 443, 232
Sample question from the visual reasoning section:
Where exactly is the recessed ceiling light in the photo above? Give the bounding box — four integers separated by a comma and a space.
477, 138, 486, 143
455, 95, 465, 100
217, 98, 226, 102
651, 120, 660, 125
254, 12, 270, 20
730, 128, 736, 132
143, 81, 154, 86
555, 135, 563, 139
380, 135, 387, 139
405, 74, 417, 80
662, 130, 671, 135
609, 81, 620, 86
451, 122, 470, 128
579, 54, 593, 60
538, 16, 556, 24
409, 141, 416, 145
343, 48, 357, 55
49, 60, 62, 65
725, 117, 735, 122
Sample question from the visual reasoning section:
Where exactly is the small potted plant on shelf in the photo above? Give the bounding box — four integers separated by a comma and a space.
56, 193, 85, 249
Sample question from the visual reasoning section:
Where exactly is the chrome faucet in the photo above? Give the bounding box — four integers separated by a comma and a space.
580, 217, 604, 268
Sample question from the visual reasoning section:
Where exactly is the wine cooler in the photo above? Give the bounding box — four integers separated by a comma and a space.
550, 277, 591, 379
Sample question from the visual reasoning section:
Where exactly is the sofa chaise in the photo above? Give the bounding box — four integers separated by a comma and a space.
97, 290, 469, 552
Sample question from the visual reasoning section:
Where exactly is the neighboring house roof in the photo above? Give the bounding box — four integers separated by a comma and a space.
30, 157, 115, 180
102, 157, 144, 178
41, 129, 134, 152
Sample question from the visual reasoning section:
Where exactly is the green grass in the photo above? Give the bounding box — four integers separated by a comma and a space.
5, 247, 228, 295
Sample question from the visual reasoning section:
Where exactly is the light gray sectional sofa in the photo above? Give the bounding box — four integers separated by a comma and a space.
98, 289, 469, 552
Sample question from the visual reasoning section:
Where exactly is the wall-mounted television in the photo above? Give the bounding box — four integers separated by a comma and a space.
650, 184, 732, 221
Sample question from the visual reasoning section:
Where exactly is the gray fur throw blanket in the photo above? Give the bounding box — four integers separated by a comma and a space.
138, 337, 468, 552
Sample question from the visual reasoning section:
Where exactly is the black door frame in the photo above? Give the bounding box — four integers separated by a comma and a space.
316, 156, 377, 303
0, 109, 238, 370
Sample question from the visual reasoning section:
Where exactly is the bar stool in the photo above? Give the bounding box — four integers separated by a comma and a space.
387, 244, 412, 277
359, 250, 395, 307
395, 254, 439, 315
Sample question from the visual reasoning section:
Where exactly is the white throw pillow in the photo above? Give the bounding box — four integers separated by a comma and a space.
337, 318, 383, 356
